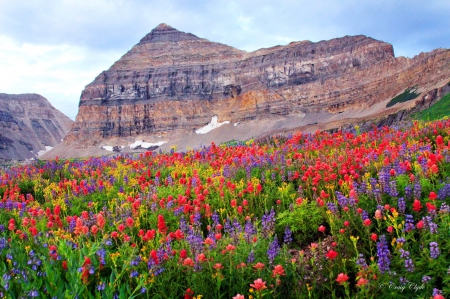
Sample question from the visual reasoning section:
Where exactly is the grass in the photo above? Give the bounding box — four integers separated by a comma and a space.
386, 86, 420, 108
413, 92, 450, 121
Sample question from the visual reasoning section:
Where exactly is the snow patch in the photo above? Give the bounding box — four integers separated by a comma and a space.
129, 140, 167, 149
37, 146, 53, 157
195, 115, 230, 134
101, 146, 114, 152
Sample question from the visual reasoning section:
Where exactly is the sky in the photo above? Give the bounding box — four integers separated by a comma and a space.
1, 0, 449, 120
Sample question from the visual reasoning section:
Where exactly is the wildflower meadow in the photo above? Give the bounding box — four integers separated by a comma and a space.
1, 120, 450, 298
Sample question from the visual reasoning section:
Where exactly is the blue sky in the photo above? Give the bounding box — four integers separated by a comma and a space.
1, 0, 449, 120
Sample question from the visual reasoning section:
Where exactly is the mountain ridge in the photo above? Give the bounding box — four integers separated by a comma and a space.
44, 24, 450, 158
0, 93, 73, 160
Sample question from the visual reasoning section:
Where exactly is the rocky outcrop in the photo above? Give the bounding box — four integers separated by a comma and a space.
61, 23, 450, 152
0, 93, 73, 160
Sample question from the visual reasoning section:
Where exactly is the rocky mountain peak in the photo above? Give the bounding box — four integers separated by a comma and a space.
0, 93, 73, 160
52, 25, 450, 159
139, 23, 201, 43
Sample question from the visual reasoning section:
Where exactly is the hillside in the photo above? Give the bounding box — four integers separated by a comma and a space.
0, 93, 73, 160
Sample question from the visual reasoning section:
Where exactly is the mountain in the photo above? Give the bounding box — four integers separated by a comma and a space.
0, 93, 73, 160
47, 23, 450, 158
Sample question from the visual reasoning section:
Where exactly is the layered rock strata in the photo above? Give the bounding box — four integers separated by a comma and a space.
0, 93, 73, 160
64, 23, 450, 149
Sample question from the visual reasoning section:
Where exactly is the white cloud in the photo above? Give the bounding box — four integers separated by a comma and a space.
0, 0, 449, 121
0, 35, 121, 119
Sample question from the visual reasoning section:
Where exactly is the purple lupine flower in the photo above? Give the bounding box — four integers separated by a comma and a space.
232, 218, 242, 233
396, 237, 406, 245
433, 289, 443, 297
422, 216, 438, 234
244, 220, 256, 243
404, 214, 415, 232
166, 200, 174, 209
224, 218, 232, 235
283, 226, 293, 244
356, 254, 368, 270
440, 203, 450, 213
97, 282, 106, 291
96, 248, 107, 265
378, 170, 391, 194
388, 180, 398, 197
0, 238, 6, 252
397, 197, 405, 213
326, 202, 338, 214
154, 267, 165, 276
173, 206, 184, 216
261, 208, 276, 238
376, 235, 391, 274
399, 249, 414, 272
361, 210, 369, 221
267, 236, 280, 265
404, 185, 413, 200
358, 181, 367, 194
186, 231, 204, 257
28, 290, 39, 297
422, 275, 432, 284
192, 211, 201, 227
335, 191, 348, 208
297, 185, 304, 197
222, 165, 231, 178
429, 242, 440, 259
130, 255, 141, 267
413, 180, 422, 199
438, 183, 450, 200
180, 215, 189, 234
167, 175, 173, 186
287, 171, 293, 181
247, 250, 255, 264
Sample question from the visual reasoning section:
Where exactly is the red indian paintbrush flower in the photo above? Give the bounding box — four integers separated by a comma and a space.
429, 192, 437, 200
326, 249, 338, 260
272, 265, 285, 277
356, 278, 369, 287
371, 233, 378, 241
336, 273, 349, 284
125, 217, 134, 228
250, 278, 267, 291
412, 199, 423, 212
158, 214, 167, 234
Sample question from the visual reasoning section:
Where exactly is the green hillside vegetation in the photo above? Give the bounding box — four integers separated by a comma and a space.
386, 86, 420, 107
413, 92, 450, 121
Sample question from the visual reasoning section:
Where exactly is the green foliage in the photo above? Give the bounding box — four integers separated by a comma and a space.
386, 87, 420, 108
276, 200, 325, 246
413, 92, 450, 121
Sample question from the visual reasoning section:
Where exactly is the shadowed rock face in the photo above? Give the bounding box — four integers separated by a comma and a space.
64, 23, 450, 147
0, 93, 73, 160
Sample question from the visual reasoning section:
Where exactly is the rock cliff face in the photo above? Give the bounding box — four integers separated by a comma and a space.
0, 93, 73, 160
63, 23, 450, 151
